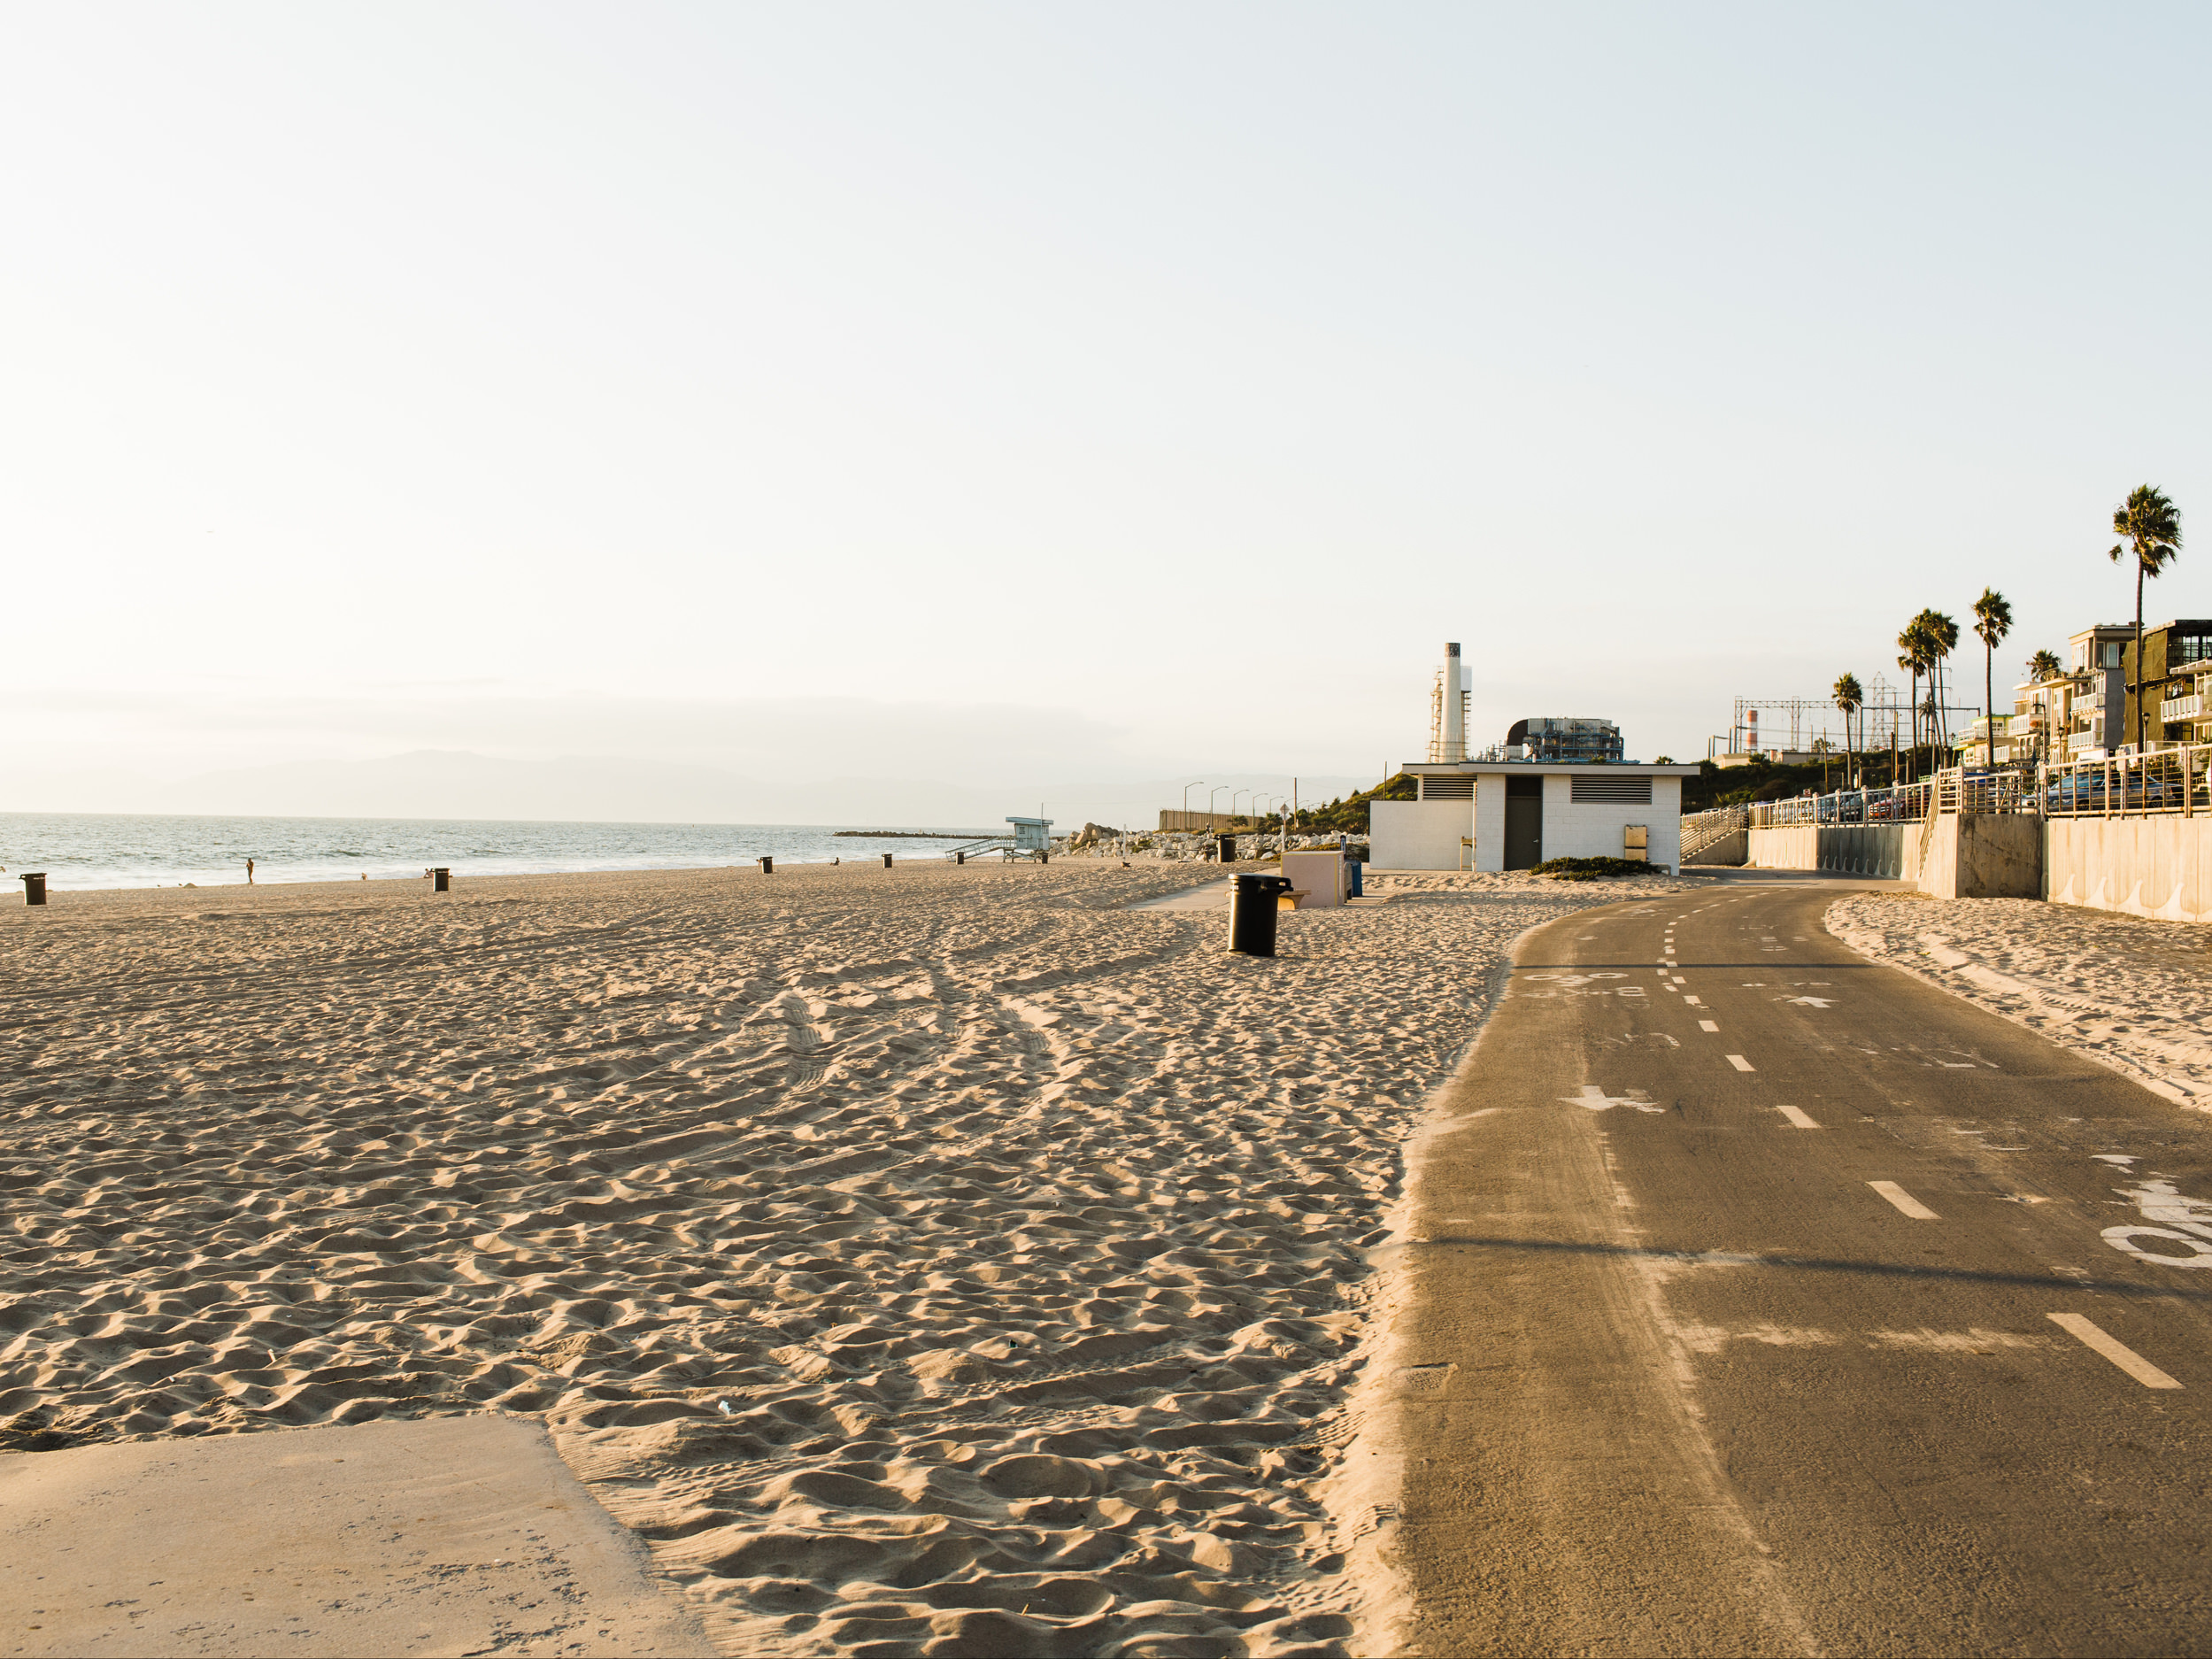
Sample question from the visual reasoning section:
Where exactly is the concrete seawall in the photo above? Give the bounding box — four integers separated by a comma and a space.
1685, 829, 1747, 867
1919, 814, 2041, 899
1748, 816, 2039, 897
1747, 823, 1919, 881
2046, 815, 2212, 922
1750, 814, 2212, 914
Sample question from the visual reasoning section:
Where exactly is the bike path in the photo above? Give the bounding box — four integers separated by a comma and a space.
1385, 878, 2212, 1655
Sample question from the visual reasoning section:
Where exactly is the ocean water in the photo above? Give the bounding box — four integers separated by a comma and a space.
0, 813, 1006, 891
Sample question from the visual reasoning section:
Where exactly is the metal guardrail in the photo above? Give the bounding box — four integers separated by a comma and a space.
1749, 782, 1931, 829
2039, 746, 2212, 818
1681, 806, 1747, 858
1932, 768, 2039, 814
1741, 758, 2212, 828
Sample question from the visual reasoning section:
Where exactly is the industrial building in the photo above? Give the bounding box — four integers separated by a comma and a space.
1503, 716, 1623, 764
1376, 644, 1692, 871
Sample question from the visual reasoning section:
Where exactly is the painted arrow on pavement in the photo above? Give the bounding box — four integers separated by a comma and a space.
1561, 1084, 1667, 1114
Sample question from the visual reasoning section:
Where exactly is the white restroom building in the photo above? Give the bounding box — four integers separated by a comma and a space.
1371, 760, 1696, 873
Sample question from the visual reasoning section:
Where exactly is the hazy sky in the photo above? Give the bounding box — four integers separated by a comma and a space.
5, 4, 2208, 812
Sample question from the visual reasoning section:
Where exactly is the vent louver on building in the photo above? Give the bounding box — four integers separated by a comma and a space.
1420, 775, 1474, 800
1570, 776, 1652, 804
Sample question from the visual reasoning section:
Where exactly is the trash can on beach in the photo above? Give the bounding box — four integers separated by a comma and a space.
19, 873, 46, 907
760, 856, 774, 875
882, 853, 893, 868
431, 867, 451, 892
1217, 834, 1235, 864
1345, 857, 1363, 898
1229, 874, 1293, 957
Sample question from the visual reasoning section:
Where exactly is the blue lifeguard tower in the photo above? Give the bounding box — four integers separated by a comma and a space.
1005, 815, 1053, 861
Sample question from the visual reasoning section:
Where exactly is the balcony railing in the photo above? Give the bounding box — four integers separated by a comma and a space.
2068, 729, 2101, 752
2160, 693, 2204, 722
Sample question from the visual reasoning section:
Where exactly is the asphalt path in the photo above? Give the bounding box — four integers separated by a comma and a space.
1387, 872, 2212, 1656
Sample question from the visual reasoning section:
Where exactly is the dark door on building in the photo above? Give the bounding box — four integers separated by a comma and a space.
1505, 775, 1543, 868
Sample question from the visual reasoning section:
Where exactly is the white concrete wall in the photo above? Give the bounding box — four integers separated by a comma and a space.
1686, 828, 1747, 866
1538, 774, 1683, 871
2046, 816, 2212, 922
1370, 799, 1472, 871
1473, 775, 1506, 872
1748, 825, 1819, 870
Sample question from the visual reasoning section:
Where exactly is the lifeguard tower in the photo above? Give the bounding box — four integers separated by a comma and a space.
1004, 815, 1053, 862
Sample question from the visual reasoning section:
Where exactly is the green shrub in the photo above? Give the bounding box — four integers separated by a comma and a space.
1530, 855, 1652, 880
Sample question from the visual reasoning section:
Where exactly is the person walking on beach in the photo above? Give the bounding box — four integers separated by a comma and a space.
245, 858, 255, 884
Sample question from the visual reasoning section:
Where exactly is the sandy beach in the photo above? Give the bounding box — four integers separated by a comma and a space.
1, 859, 1696, 1656
1826, 891, 2212, 1111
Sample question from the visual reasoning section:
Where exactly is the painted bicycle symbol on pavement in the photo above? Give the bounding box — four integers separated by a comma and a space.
2103, 1176, 2212, 1269
1520, 972, 1642, 998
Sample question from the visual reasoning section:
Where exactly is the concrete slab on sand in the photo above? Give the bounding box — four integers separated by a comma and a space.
1128, 878, 1231, 911
0, 1414, 712, 1658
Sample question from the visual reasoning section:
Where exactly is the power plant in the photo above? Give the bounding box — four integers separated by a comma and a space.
1428, 643, 1469, 763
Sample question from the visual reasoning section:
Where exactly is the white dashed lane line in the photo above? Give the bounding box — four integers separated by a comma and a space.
1726, 1054, 1754, 1072
2049, 1314, 2183, 1389
1869, 1180, 1939, 1220
1699, 1020, 1720, 1032
1682, 995, 1701, 1006
1776, 1104, 1820, 1129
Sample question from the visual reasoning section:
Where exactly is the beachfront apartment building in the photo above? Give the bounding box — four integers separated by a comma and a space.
2120, 619, 2212, 749
1996, 663, 2077, 768
2062, 624, 2134, 758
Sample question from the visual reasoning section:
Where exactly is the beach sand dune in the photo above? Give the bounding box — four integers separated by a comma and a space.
1, 861, 1691, 1655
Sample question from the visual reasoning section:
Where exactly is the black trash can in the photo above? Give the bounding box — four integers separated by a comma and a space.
1229, 874, 1293, 956
1217, 834, 1235, 864
431, 867, 451, 892
20, 872, 47, 907
955, 850, 966, 865
882, 853, 893, 868
759, 856, 774, 875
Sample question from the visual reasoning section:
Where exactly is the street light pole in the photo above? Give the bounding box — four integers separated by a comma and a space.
1254, 795, 1279, 855
1208, 786, 1229, 830
1231, 789, 1250, 826
1182, 781, 1205, 832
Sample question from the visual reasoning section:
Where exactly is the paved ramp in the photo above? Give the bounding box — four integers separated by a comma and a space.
0, 1415, 711, 1657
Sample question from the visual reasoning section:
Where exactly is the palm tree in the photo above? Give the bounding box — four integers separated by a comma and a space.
2025, 647, 2062, 766
1899, 614, 1938, 779
1897, 641, 1923, 781
1832, 672, 1863, 787
1972, 589, 2013, 766
1922, 610, 1961, 758
2110, 484, 2183, 751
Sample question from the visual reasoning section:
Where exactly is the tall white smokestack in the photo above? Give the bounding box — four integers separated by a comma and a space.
1443, 642, 1465, 762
